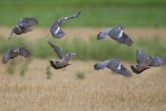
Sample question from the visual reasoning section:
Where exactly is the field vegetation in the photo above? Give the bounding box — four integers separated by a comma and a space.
0, 0, 166, 27
0, 0, 166, 111
0, 36, 165, 62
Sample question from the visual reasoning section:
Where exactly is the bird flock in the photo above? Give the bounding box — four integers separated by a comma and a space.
2, 11, 166, 77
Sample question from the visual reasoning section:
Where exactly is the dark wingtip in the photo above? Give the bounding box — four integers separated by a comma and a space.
48, 41, 55, 48
18, 47, 31, 58
76, 11, 81, 17
124, 71, 132, 77
130, 65, 142, 74
126, 38, 134, 47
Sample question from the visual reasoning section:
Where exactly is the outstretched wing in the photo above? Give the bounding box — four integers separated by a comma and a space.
118, 32, 133, 46
130, 64, 150, 74
107, 59, 131, 77
148, 56, 166, 67
63, 11, 81, 20
8, 28, 14, 40
48, 42, 65, 59
18, 47, 31, 58
2, 48, 14, 64
136, 49, 146, 64
19, 18, 38, 27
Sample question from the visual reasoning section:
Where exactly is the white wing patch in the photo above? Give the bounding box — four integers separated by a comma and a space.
55, 27, 60, 34
117, 30, 123, 38
117, 63, 121, 70
16, 25, 21, 32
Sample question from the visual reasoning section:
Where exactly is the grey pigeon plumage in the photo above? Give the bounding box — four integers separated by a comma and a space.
48, 41, 76, 69
136, 49, 146, 64
131, 49, 166, 74
9, 17, 38, 40
94, 59, 132, 77
97, 26, 133, 46
2, 46, 31, 64
50, 11, 81, 39
148, 56, 166, 67
131, 49, 151, 74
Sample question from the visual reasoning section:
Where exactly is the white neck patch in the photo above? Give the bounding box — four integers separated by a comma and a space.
117, 30, 123, 38
117, 63, 121, 70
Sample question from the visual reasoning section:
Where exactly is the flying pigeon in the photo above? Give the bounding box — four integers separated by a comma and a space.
131, 49, 166, 74
8, 17, 38, 40
48, 41, 76, 69
97, 26, 133, 46
2, 46, 31, 64
94, 59, 132, 77
50, 11, 81, 39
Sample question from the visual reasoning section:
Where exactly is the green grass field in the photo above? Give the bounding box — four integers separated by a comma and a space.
0, 37, 166, 62
0, 0, 166, 27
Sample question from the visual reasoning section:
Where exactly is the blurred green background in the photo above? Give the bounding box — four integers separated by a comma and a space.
0, 0, 166, 62
0, 0, 166, 27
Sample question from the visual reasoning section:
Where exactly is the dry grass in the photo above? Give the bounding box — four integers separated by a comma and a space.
0, 58, 166, 111
1, 27, 166, 41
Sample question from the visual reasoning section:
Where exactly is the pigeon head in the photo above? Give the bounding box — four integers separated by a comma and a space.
118, 26, 124, 30
97, 32, 104, 40
94, 63, 105, 70
57, 18, 63, 25
94, 63, 101, 70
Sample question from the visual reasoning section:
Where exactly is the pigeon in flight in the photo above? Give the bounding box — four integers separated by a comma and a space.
97, 26, 133, 46
94, 59, 132, 77
8, 17, 38, 40
2, 46, 31, 64
50, 11, 81, 39
48, 41, 76, 69
131, 49, 166, 74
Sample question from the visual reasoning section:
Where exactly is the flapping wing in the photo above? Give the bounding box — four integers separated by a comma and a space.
19, 18, 38, 27
136, 49, 146, 64
107, 59, 131, 77
118, 32, 133, 46
8, 28, 14, 40
48, 42, 65, 59
2, 48, 14, 64
130, 64, 150, 74
118, 64, 132, 77
148, 56, 166, 67
63, 11, 81, 20
18, 47, 31, 58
